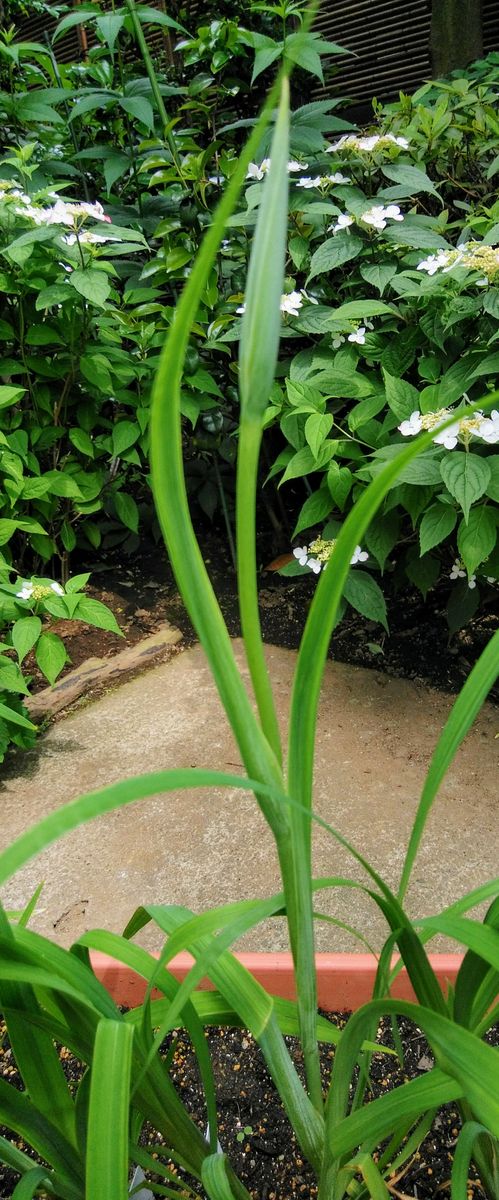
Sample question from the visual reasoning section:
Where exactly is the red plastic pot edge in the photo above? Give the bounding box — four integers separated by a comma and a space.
90, 951, 462, 1011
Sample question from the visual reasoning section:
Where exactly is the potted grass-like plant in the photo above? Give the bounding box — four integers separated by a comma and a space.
0, 39, 498, 1200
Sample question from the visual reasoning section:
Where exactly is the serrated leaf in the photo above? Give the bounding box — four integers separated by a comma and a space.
11, 617, 42, 664
327, 462, 353, 510
0, 385, 26, 409
333, 299, 394, 320
383, 220, 449, 250
70, 270, 110, 307
383, 370, 419, 421
381, 162, 441, 199
280, 445, 321, 483
457, 507, 497, 574
305, 412, 333, 457
35, 632, 67, 686
0, 660, 29, 694
406, 550, 440, 598
348, 394, 386, 431
292, 487, 332, 537
66, 573, 91, 593
342, 569, 388, 630
114, 491, 139, 532
486, 457, 499, 502
73, 596, 123, 636
365, 512, 400, 570
440, 453, 491, 521
446, 579, 480, 635
419, 502, 457, 554
69, 428, 94, 458
359, 263, 397, 296
112, 421, 139, 457
307, 232, 363, 280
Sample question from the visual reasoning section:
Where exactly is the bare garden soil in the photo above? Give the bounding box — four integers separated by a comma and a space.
34, 527, 499, 703
0, 1012, 493, 1199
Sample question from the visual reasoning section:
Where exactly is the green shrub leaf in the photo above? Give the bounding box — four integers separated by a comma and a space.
457, 507, 497, 574
11, 617, 42, 664
343, 569, 388, 630
35, 632, 68, 686
419, 502, 457, 554
441, 453, 491, 521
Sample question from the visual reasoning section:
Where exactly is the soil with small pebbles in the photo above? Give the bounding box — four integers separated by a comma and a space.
0, 1013, 495, 1199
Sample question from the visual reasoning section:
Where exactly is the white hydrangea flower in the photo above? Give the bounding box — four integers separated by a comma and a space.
348, 325, 366, 345
15, 203, 46, 223
293, 535, 368, 575
432, 422, 461, 450
16, 579, 64, 601
477, 410, 499, 444
15, 196, 110, 228
280, 291, 303, 316
15, 582, 34, 600
361, 203, 404, 230
63, 230, 117, 245
237, 291, 305, 319
384, 204, 404, 221
450, 559, 476, 589
399, 411, 423, 437
246, 160, 270, 181
295, 176, 322, 189
417, 251, 451, 275
329, 213, 355, 234
417, 242, 499, 283
449, 559, 466, 581
287, 161, 308, 172
350, 545, 369, 565
399, 406, 485, 449
326, 133, 410, 154
326, 172, 351, 184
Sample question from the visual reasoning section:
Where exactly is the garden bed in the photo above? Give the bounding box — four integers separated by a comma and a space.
31, 528, 499, 705
0, 1010, 491, 1199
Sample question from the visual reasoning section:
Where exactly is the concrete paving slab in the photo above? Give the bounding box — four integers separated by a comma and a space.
0, 641, 497, 953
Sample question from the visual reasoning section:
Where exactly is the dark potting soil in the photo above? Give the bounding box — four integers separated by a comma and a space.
0, 1013, 495, 1198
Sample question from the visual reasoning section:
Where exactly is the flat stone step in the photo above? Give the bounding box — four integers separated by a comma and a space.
1, 641, 497, 952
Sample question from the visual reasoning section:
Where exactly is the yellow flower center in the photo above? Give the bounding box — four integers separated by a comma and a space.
308, 536, 336, 564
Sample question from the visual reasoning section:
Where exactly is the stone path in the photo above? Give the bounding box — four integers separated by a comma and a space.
0, 641, 497, 952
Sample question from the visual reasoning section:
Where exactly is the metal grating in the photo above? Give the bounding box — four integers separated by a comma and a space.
14, 0, 174, 66
12, 0, 499, 113
315, 0, 499, 116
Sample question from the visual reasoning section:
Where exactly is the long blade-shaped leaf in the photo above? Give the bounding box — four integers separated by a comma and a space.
86, 1020, 133, 1200
148, 72, 288, 829
452, 1121, 499, 1200
202, 1153, 251, 1200
12, 1166, 51, 1199
399, 628, 499, 901
236, 78, 290, 762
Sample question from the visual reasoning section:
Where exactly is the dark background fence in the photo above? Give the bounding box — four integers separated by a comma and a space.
13, 0, 499, 119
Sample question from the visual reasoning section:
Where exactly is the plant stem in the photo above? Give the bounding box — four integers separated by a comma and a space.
124, 0, 186, 184
236, 417, 282, 764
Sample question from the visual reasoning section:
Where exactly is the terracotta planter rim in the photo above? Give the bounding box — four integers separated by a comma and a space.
90, 950, 463, 1011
